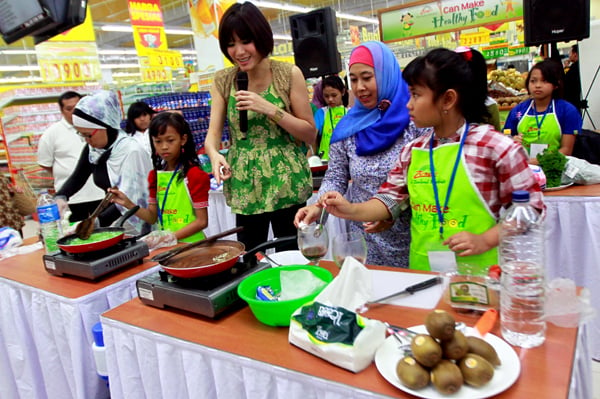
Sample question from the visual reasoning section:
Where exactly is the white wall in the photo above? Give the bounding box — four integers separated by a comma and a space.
579, 19, 600, 130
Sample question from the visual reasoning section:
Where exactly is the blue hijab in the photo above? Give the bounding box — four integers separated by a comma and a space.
331, 41, 410, 156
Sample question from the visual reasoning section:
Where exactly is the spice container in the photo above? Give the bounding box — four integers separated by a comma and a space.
444, 263, 499, 314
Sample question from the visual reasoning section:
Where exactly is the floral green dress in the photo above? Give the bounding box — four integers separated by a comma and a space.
224, 84, 312, 215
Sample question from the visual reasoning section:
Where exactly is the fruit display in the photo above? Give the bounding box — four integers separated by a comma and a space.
488, 68, 527, 91
395, 309, 501, 395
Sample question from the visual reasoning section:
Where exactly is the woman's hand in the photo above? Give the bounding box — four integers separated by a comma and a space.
319, 191, 353, 219
209, 153, 231, 185
363, 219, 395, 233
294, 204, 321, 227
235, 90, 273, 116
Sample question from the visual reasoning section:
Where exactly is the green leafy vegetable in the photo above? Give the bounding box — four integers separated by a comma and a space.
536, 148, 567, 188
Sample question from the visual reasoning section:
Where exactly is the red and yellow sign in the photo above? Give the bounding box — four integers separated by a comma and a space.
128, 0, 168, 55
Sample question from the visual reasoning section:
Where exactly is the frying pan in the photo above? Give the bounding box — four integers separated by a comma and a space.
161, 239, 246, 278
57, 206, 139, 254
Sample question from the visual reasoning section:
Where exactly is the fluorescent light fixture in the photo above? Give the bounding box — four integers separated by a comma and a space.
99, 24, 193, 35
111, 72, 142, 77
100, 63, 141, 69
242, 0, 379, 24
0, 76, 43, 83
98, 49, 138, 55
0, 49, 36, 55
273, 34, 292, 40
0, 65, 39, 72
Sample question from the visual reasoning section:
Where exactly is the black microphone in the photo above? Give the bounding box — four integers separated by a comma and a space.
236, 71, 248, 139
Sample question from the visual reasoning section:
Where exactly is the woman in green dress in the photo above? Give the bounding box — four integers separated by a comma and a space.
204, 2, 315, 250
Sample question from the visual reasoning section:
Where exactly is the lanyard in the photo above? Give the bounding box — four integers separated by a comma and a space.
158, 163, 181, 228
429, 123, 469, 240
327, 106, 346, 131
533, 99, 552, 139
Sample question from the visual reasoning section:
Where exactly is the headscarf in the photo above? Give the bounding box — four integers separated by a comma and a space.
72, 90, 123, 131
331, 41, 411, 156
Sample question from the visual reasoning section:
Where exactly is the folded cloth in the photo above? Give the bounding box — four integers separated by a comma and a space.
289, 257, 386, 372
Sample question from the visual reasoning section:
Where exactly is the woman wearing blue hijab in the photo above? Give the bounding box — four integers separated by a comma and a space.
295, 41, 429, 267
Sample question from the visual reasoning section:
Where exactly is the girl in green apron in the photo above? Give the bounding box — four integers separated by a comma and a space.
503, 60, 581, 164
317, 48, 543, 272
110, 112, 210, 246
313, 76, 348, 161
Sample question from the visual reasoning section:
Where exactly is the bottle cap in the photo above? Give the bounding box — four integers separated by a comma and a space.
512, 190, 530, 202
92, 322, 104, 347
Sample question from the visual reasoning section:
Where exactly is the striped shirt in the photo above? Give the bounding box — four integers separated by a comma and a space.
376, 123, 544, 218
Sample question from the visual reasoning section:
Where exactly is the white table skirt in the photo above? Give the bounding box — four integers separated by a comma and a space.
544, 195, 600, 360
100, 312, 591, 399
0, 266, 159, 399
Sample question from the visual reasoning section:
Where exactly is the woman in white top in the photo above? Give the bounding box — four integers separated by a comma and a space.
125, 101, 157, 156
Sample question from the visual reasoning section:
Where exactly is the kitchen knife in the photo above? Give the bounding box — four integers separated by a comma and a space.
369, 276, 443, 304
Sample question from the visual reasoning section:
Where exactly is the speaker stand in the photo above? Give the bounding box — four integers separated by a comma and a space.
581, 64, 599, 130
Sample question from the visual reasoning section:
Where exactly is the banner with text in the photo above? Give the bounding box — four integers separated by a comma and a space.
379, 0, 523, 43
35, 8, 101, 82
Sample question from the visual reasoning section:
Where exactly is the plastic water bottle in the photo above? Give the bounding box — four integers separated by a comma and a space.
498, 190, 546, 348
36, 190, 63, 253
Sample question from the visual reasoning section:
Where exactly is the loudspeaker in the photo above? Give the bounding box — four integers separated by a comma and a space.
290, 7, 342, 78
524, 0, 590, 46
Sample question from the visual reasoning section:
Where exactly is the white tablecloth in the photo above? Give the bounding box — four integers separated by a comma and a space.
544, 195, 600, 360
0, 266, 160, 399
100, 311, 590, 399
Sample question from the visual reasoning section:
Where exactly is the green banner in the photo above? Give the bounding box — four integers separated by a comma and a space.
380, 0, 523, 43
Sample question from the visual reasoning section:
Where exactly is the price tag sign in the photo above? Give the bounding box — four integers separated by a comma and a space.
38, 59, 98, 82
147, 49, 184, 68
142, 67, 173, 82
459, 32, 490, 47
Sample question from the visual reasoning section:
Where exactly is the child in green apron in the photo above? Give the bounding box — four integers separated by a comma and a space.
110, 112, 209, 247
317, 48, 544, 272
313, 76, 348, 161
503, 60, 581, 164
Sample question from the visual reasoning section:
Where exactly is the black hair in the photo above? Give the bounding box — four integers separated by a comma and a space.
149, 112, 199, 180
571, 44, 579, 54
218, 2, 273, 64
526, 59, 565, 99
402, 47, 488, 123
322, 75, 349, 107
58, 91, 82, 109
125, 101, 157, 134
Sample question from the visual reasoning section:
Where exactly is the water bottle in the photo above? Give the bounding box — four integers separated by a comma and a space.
36, 190, 63, 253
498, 190, 546, 348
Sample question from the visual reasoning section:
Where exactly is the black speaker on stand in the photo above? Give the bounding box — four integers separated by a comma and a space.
523, 0, 590, 46
289, 7, 342, 78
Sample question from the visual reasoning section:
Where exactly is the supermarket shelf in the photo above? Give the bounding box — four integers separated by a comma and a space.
0, 94, 61, 110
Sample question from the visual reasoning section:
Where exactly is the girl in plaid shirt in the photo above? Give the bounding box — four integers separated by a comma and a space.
319, 48, 543, 272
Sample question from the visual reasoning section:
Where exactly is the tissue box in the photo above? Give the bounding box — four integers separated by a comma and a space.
288, 301, 386, 372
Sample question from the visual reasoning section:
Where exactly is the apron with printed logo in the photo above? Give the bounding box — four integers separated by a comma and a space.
517, 99, 562, 154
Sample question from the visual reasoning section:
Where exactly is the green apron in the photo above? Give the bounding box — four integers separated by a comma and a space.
407, 131, 498, 272
157, 170, 206, 243
517, 99, 562, 154
318, 106, 346, 161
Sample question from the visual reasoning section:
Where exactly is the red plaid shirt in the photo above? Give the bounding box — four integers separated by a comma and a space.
377, 123, 544, 217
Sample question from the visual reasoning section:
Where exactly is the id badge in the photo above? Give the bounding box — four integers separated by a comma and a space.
426, 241, 457, 273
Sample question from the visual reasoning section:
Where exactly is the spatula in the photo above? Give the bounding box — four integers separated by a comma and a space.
74, 190, 115, 240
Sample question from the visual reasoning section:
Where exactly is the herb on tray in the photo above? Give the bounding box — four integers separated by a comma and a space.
536, 148, 567, 188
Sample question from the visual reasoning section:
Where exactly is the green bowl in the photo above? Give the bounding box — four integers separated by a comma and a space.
237, 265, 333, 326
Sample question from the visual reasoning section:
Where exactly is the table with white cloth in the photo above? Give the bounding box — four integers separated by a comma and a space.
0, 240, 160, 399
544, 184, 600, 360
101, 261, 590, 399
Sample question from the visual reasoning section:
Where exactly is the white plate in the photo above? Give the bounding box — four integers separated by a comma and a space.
543, 183, 574, 192
374, 325, 520, 399
264, 250, 308, 266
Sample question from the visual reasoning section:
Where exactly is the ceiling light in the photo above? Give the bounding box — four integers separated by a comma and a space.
100, 63, 141, 69
99, 24, 194, 36
0, 65, 39, 72
242, 0, 378, 25
0, 76, 43, 83
98, 49, 138, 55
0, 49, 36, 55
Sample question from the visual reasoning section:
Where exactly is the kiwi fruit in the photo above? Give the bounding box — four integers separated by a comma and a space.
441, 330, 469, 360
466, 336, 501, 366
411, 334, 442, 368
458, 353, 495, 387
425, 310, 456, 341
430, 359, 463, 394
396, 356, 430, 390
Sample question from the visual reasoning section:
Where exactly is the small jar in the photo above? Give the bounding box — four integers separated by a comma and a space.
444, 263, 500, 314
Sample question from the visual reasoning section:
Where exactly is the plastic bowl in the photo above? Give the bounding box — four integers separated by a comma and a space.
237, 265, 333, 327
